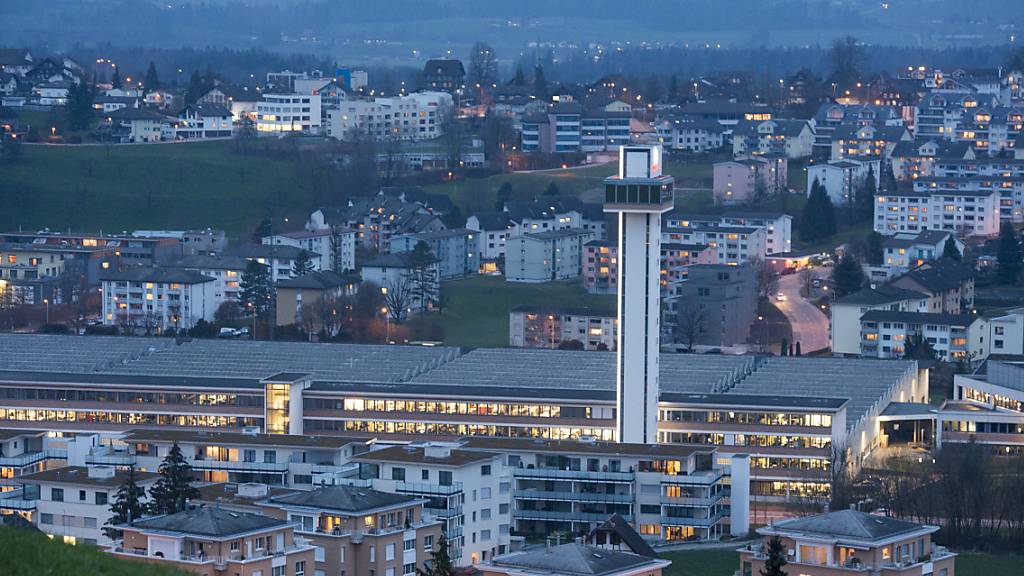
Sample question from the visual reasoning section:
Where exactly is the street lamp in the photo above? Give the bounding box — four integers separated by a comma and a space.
43, 299, 49, 324
381, 307, 391, 343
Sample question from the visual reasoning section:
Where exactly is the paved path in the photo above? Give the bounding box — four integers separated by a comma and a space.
774, 269, 830, 353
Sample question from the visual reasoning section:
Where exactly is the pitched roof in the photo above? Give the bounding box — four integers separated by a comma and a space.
766, 509, 932, 541
860, 309, 979, 326
470, 212, 513, 230
894, 260, 974, 293
172, 254, 249, 271
107, 108, 166, 122
264, 484, 418, 514
836, 285, 929, 306
487, 543, 665, 575
586, 514, 657, 558
232, 243, 318, 260
130, 505, 288, 537
882, 230, 951, 249
276, 270, 356, 290
423, 59, 465, 77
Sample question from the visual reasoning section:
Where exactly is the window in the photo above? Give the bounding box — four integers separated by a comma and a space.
392, 467, 406, 481
78, 490, 86, 501
480, 487, 492, 500
272, 567, 286, 576
295, 561, 305, 576
83, 517, 97, 529
439, 471, 453, 486
481, 464, 491, 476
40, 513, 53, 525
244, 449, 256, 463
369, 545, 375, 562
386, 543, 395, 561
421, 469, 429, 481
499, 503, 509, 514
51, 488, 64, 502
404, 539, 415, 551
231, 541, 240, 552
95, 492, 107, 506
481, 529, 491, 541
264, 450, 276, 464
481, 508, 492, 520
385, 569, 395, 576
404, 563, 416, 576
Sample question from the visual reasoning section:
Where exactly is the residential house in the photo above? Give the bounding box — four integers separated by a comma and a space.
509, 305, 617, 351
172, 254, 249, 311
0, 48, 32, 76
466, 213, 514, 274
233, 244, 321, 283
104, 108, 165, 143
422, 60, 466, 94
390, 228, 479, 280
665, 212, 792, 256
881, 230, 959, 274
829, 123, 911, 161
859, 310, 986, 361
170, 103, 232, 139
199, 85, 260, 123
479, 543, 670, 576
32, 81, 71, 106
275, 271, 359, 331
505, 229, 594, 283
92, 94, 138, 113
807, 158, 881, 205
732, 119, 814, 159
655, 117, 728, 153
361, 252, 440, 314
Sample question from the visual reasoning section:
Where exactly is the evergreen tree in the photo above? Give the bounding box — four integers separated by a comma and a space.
997, 222, 1022, 284
253, 218, 274, 243
408, 241, 438, 313
799, 178, 836, 242
832, 252, 866, 298
111, 67, 123, 90
103, 466, 147, 540
543, 182, 560, 196
417, 532, 456, 576
238, 260, 272, 316
184, 70, 205, 105
495, 182, 513, 211
533, 65, 548, 99
147, 443, 199, 515
903, 334, 938, 361
291, 249, 315, 277
144, 61, 160, 93
760, 535, 788, 576
882, 161, 898, 192
942, 236, 962, 261
667, 74, 679, 102
64, 79, 96, 131
856, 165, 876, 221
513, 66, 525, 87
866, 231, 884, 266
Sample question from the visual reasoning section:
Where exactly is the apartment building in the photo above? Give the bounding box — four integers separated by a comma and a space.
256, 92, 322, 135
582, 238, 715, 299
812, 103, 904, 159
874, 188, 1001, 237
505, 229, 594, 283
172, 254, 247, 308
665, 212, 792, 256
712, 157, 788, 205
465, 213, 513, 274
989, 307, 1024, 356
505, 198, 606, 241
914, 90, 999, 141
738, 510, 954, 576
521, 102, 630, 153
350, 444, 505, 565
233, 244, 321, 283
881, 230, 958, 273
828, 124, 910, 162
890, 139, 976, 181
654, 117, 728, 153
275, 271, 360, 331
105, 108, 165, 143
831, 286, 934, 356
0, 430, 51, 491
111, 506, 315, 576
263, 229, 356, 274
859, 310, 987, 361
509, 305, 616, 351
170, 103, 233, 139
931, 157, 1024, 223
325, 92, 451, 142
100, 267, 216, 332
308, 197, 445, 254
732, 119, 814, 159
675, 264, 758, 347
662, 224, 766, 266
807, 158, 881, 206
390, 229, 479, 280
361, 253, 441, 313
0, 230, 180, 268
421, 59, 465, 94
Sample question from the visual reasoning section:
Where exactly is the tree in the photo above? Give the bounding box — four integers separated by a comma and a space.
147, 443, 199, 515
104, 466, 147, 540
184, 70, 205, 106
238, 260, 273, 316
903, 334, 937, 361
111, 67, 123, 90
467, 42, 498, 87
829, 35, 865, 89
417, 531, 457, 576
533, 65, 548, 99
512, 65, 525, 86
855, 165, 876, 221
799, 267, 815, 297
439, 106, 466, 175
759, 535, 788, 576
543, 182, 561, 196
408, 241, 438, 312
253, 218, 273, 243
866, 231, 884, 266
65, 79, 96, 131
942, 236, 962, 261
291, 250, 315, 277
997, 222, 1022, 284
667, 74, 679, 102
799, 178, 836, 242
831, 252, 866, 298
0, 132, 22, 164
752, 258, 778, 299
383, 276, 414, 324
143, 61, 160, 93
496, 182, 513, 211
673, 302, 706, 351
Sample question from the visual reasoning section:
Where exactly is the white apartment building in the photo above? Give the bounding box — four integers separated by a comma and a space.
326, 91, 452, 141
171, 254, 246, 310
989, 307, 1024, 356
932, 157, 1024, 223
263, 229, 356, 273
874, 189, 1001, 237
256, 92, 322, 135
830, 287, 934, 356
509, 305, 617, 351
100, 268, 217, 332
665, 212, 792, 256
859, 310, 987, 361
654, 118, 728, 152
807, 158, 880, 205
505, 229, 594, 283
465, 214, 513, 274
661, 225, 767, 266
712, 157, 788, 205
234, 244, 322, 283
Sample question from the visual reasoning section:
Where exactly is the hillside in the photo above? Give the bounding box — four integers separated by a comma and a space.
0, 526, 192, 576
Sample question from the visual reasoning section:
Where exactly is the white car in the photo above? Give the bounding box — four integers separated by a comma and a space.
775, 292, 787, 302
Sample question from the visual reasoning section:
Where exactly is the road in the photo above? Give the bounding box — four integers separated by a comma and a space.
773, 269, 830, 353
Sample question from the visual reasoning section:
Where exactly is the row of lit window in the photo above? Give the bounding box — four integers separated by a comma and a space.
658, 409, 833, 428
305, 419, 616, 441
0, 409, 259, 428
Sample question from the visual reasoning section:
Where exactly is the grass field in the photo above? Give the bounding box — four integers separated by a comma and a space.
438, 275, 614, 347
0, 526, 191, 576
660, 548, 740, 576
954, 552, 1022, 576
2, 141, 318, 238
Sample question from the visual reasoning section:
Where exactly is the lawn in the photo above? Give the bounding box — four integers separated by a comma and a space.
2, 141, 319, 238
438, 275, 614, 347
955, 552, 1023, 576
660, 548, 740, 576
0, 526, 191, 576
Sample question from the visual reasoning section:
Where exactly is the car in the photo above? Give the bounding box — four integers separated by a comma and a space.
217, 327, 239, 338
775, 292, 787, 302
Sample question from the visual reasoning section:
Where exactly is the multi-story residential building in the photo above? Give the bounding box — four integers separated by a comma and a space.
256, 93, 322, 135
880, 230, 958, 273
0, 230, 180, 268
812, 103, 904, 160
911, 178, 1008, 235
808, 158, 881, 205
521, 103, 631, 153
481, 542, 670, 576
661, 225, 766, 266
874, 188, 1001, 237
111, 505, 316, 575
988, 307, 1024, 356
257, 483, 442, 576
665, 212, 792, 256
325, 92, 452, 142
712, 156, 788, 205
738, 509, 955, 576
275, 271, 360, 331
675, 264, 757, 347
654, 117, 728, 152
829, 124, 910, 161
505, 198, 606, 241
732, 119, 814, 159
350, 443, 504, 564
390, 229, 479, 280
233, 244, 321, 283
169, 103, 232, 139
361, 252, 441, 313
421, 59, 465, 94
676, 100, 772, 126
263, 229, 356, 273
8, 466, 159, 547
931, 156, 1024, 223
307, 197, 446, 253
509, 305, 616, 350
172, 254, 248, 308
199, 85, 260, 123
582, 239, 716, 303
914, 90, 999, 142
505, 229, 594, 283
859, 310, 987, 361
0, 335, 927, 523
179, 229, 229, 256
890, 139, 976, 181
100, 267, 217, 332
104, 108, 165, 143
465, 213, 513, 274
0, 430, 51, 491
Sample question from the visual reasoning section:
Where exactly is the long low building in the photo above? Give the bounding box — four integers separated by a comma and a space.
0, 334, 925, 524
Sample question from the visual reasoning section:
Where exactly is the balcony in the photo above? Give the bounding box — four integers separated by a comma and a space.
424, 505, 463, 518
0, 450, 57, 468
660, 489, 728, 507
514, 509, 633, 523
85, 447, 136, 466
514, 468, 634, 483
513, 489, 634, 504
661, 470, 724, 486
0, 489, 37, 511
190, 458, 289, 473
659, 510, 726, 527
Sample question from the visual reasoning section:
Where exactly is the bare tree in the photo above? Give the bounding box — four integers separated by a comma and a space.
751, 257, 779, 299
673, 303, 706, 351
799, 267, 815, 298
383, 277, 414, 324
440, 107, 466, 174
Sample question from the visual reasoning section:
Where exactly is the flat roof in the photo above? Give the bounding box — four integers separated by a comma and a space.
123, 429, 371, 449
21, 466, 159, 487
353, 445, 501, 467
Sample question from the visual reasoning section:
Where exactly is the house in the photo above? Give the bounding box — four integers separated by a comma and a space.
170, 103, 232, 139
829, 123, 911, 161
509, 305, 617, 350
732, 119, 814, 159
325, 92, 451, 142
890, 139, 975, 181
100, 267, 217, 332
655, 117, 728, 152
888, 260, 975, 314
92, 94, 138, 113
31, 80, 71, 106
661, 224, 767, 266
199, 85, 260, 122
466, 212, 514, 274
0, 72, 20, 96
256, 92, 322, 135
143, 89, 176, 110
859, 310, 986, 361
361, 252, 440, 314
738, 509, 955, 576
275, 270, 359, 331
807, 158, 881, 205
675, 264, 757, 347
232, 244, 321, 283
421, 59, 465, 94
307, 197, 446, 253
812, 102, 904, 159
665, 212, 792, 256
262, 229, 355, 273
390, 228, 479, 279
713, 156, 788, 204
479, 543, 670, 576
110, 505, 316, 575
104, 108, 166, 143
881, 230, 959, 273
15, 465, 159, 547
505, 229, 594, 283
0, 48, 33, 76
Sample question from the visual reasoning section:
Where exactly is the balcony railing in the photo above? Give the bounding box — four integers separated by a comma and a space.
190, 458, 289, 473
86, 453, 137, 466
0, 450, 57, 467
0, 489, 37, 511
395, 481, 463, 495
659, 510, 725, 527
513, 468, 634, 483
514, 509, 633, 523
424, 505, 463, 518
660, 489, 728, 507
513, 489, 634, 504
